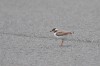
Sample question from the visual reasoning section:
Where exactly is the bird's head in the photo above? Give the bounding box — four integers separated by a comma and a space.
50, 28, 58, 33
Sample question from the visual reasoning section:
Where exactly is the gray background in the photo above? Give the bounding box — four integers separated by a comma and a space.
0, 0, 100, 66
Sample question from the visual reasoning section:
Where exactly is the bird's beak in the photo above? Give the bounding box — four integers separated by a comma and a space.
50, 30, 52, 32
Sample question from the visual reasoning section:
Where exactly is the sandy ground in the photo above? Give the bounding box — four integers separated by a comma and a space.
0, 0, 100, 66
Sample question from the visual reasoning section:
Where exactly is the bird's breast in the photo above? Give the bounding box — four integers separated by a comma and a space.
54, 33, 58, 37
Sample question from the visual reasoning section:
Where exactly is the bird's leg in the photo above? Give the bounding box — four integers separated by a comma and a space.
61, 39, 64, 46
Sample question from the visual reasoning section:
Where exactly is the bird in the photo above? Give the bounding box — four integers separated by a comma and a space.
50, 28, 74, 46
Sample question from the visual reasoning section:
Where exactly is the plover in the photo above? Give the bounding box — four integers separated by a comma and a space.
50, 28, 74, 46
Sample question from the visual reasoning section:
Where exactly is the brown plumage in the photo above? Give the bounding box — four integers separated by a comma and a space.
56, 32, 73, 36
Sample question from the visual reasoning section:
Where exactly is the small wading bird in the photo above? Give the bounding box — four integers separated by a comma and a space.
50, 28, 74, 46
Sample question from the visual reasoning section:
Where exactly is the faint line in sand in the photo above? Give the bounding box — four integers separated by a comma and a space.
0, 32, 33, 38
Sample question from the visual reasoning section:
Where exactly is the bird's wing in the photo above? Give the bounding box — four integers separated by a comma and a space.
56, 31, 73, 36
56, 32, 68, 36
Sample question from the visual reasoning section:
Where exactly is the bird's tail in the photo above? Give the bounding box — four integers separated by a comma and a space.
68, 32, 74, 34
71, 32, 74, 34
72, 32, 74, 34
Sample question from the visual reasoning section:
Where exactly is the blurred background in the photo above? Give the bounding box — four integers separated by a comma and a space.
0, 0, 100, 66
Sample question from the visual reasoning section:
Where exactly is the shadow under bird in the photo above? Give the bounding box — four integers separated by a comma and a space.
50, 28, 74, 46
